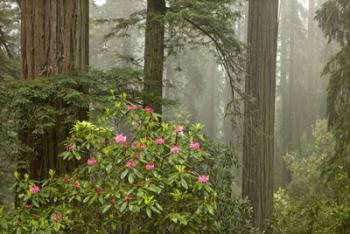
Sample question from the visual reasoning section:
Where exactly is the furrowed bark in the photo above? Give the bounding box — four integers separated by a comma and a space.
242, 0, 279, 231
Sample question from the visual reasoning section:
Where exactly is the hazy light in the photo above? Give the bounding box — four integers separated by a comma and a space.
95, 0, 106, 6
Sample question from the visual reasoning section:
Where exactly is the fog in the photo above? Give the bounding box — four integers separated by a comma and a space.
89, 0, 334, 188
0, 0, 335, 205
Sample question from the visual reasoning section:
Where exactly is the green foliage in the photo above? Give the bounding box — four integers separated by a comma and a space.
0, 68, 143, 159
0, 68, 143, 204
208, 142, 257, 233
273, 120, 350, 233
0, 0, 20, 79
1, 94, 218, 233
316, 0, 350, 176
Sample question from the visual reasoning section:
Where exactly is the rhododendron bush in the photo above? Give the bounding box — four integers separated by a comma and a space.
1, 94, 218, 233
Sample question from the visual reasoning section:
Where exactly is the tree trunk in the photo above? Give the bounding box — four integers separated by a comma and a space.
242, 0, 279, 231
21, 0, 89, 180
143, 0, 166, 114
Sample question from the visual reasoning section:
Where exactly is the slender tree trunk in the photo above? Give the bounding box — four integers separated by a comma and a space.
21, 0, 89, 180
143, 0, 166, 114
242, 0, 279, 231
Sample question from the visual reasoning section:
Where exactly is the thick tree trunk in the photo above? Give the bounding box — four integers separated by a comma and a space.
21, 0, 89, 180
21, 0, 89, 80
143, 0, 166, 114
242, 0, 279, 231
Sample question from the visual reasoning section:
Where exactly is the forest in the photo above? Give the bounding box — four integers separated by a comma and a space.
0, 0, 349, 233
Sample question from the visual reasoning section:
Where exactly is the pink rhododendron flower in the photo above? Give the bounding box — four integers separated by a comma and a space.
65, 144, 73, 152
144, 106, 154, 113
170, 145, 181, 154
155, 137, 165, 145
124, 194, 134, 201
198, 175, 209, 184
140, 143, 145, 150
175, 126, 184, 133
189, 141, 201, 151
115, 134, 127, 144
52, 212, 63, 222
131, 141, 145, 150
111, 198, 117, 205
24, 203, 32, 209
131, 141, 140, 148
132, 152, 140, 158
64, 176, 71, 182
96, 188, 104, 195
145, 162, 155, 171
73, 182, 80, 188
31, 185, 40, 194
126, 160, 136, 169
128, 104, 138, 110
87, 157, 97, 166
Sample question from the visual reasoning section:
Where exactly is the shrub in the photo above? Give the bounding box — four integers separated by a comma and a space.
273, 120, 350, 233
2, 94, 217, 234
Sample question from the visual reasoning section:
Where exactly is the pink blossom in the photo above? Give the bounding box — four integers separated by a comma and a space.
189, 141, 201, 151
131, 141, 140, 148
174, 126, 185, 136
64, 176, 71, 182
175, 126, 184, 133
96, 188, 104, 195
131, 141, 145, 150
145, 162, 155, 171
144, 106, 154, 113
128, 104, 139, 110
52, 212, 63, 222
140, 143, 145, 150
126, 160, 136, 169
65, 144, 73, 152
115, 134, 127, 144
73, 182, 80, 188
170, 145, 181, 154
198, 175, 209, 184
24, 203, 32, 209
155, 137, 165, 145
31, 185, 40, 194
87, 157, 97, 166
111, 198, 117, 205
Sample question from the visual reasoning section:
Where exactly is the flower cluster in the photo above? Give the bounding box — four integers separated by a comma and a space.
10, 94, 216, 233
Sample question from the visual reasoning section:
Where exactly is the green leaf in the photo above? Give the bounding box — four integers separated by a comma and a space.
146, 184, 162, 194
121, 170, 129, 179
146, 207, 152, 218
83, 196, 90, 203
181, 178, 188, 190
134, 169, 143, 178
151, 206, 161, 214
206, 204, 214, 215
106, 164, 112, 174
102, 204, 112, 213
120, 202, 127, 213
128, 173, 134, 184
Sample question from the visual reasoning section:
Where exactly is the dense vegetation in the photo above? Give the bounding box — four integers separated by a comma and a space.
0, 0, 350, 233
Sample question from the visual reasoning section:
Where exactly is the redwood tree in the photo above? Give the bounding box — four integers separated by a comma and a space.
21, 0, 89, 180
143, 0, 166, 114
242, 0, 279, 230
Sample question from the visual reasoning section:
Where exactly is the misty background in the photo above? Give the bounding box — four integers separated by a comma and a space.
0, 0, 335, 203
89, 0, 334, 189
